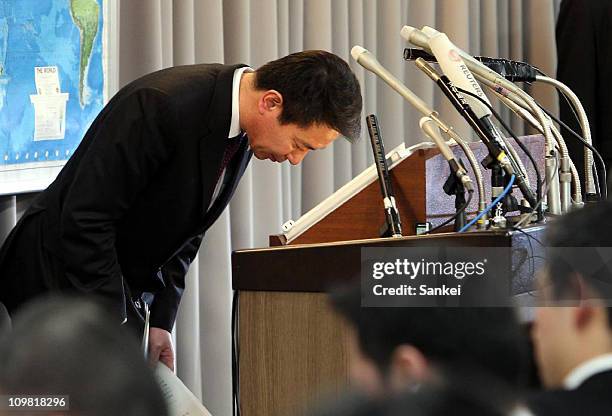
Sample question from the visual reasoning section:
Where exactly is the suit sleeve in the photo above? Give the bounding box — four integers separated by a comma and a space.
60, 88, 176, 324
149, 233, 205, 331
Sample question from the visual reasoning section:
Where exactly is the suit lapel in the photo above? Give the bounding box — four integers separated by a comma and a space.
200, 142, 252, 232
198, 64, 248, 210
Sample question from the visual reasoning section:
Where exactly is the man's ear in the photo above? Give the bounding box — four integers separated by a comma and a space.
388, 344, 429, 389
258, 90, 283, 114
575, 304, 597, 330
569, 274, 596, 330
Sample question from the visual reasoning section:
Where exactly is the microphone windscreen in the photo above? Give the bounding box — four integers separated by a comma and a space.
400, 26, 417, 41
400, 26, 430, 50
421, 26, 440, 37
350, 45, 367, 62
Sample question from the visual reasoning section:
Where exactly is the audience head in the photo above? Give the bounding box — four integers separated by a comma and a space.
330, 284, 528, 396
0, 296, 168, 416
533, 201, 612, 388
311, 369, 524, 416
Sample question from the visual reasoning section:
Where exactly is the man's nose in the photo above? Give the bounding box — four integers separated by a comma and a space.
287, 149, 309, 165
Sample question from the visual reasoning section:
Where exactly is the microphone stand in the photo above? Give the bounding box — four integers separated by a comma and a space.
442, 159, 468, 231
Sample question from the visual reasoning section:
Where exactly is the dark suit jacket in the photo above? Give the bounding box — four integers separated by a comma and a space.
528, 370, 612, 415
556, 0, 612, 191
0, 63, 252, 331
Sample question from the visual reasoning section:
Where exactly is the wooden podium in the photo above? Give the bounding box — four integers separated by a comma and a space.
232, 137, 546, 416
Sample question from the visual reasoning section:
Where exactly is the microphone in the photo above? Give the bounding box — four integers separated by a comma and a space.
415, 59, 500, 162
401, 26, 432, 51
425, 33, 537, 208
473, 57, 537, 83
366, 114, 403, 238
403, 49, 538, 83
400, 25, 555, 150
428, 33, 492, 119
401, 26, 543, 115
402, 25, 562, 214
350, 45, 432, 116
419, 117, 474, 193
351, 44, 487, 215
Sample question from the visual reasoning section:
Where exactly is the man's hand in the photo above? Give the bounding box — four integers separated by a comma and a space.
148, 327, 175, 371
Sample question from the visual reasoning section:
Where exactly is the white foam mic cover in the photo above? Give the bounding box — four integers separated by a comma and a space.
350, 45, 367, 62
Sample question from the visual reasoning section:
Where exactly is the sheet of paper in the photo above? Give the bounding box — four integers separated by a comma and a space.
34, 66, 61, 95
154, 363, 213, 416
29, 93, 69, 140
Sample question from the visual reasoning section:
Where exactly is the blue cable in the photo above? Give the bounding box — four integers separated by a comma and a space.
459, 174, 516, 233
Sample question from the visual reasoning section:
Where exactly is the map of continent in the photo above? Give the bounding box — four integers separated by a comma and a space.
70, 0, 99, 106
0, 0, 105, 169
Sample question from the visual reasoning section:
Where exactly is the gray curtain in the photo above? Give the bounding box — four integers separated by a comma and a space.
0, 1, 562, 415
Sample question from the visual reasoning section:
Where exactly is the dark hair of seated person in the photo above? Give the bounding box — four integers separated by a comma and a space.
311, 368, 521, 416
330, 284, 530, 388
545, 200, 612, 324
0, 295, 168, 416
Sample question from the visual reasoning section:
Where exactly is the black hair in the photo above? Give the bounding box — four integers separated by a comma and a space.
545, 201, 612, 327
255, 50, 362, 142
0, 296, 168, 416
311, 368, 518, 416
330, 285, 529, 387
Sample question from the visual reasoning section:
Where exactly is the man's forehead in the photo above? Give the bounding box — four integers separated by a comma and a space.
301, 125, 339, 142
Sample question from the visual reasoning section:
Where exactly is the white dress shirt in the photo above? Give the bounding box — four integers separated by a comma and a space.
227, 66, 253, 138
208, 66, 253, 210
563, 353, 612, 390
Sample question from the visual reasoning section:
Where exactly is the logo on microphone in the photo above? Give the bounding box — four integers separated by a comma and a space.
449, 49, 461, 62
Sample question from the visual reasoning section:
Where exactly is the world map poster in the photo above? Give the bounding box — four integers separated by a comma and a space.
0, 0, 107, 194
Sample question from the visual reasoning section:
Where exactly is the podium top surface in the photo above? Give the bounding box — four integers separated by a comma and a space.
232, 226, 546, 293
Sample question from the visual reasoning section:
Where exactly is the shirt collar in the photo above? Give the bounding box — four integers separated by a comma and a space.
563, 353, 612, 390
228, 66, 253, 138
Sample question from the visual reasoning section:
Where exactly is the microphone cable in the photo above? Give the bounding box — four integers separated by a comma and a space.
456, 87, 564, 227
455, 87, 543, 220
533, 67, 600, 200
423, 189, 473, 235
460, 175, 516, 233
514, 152, 559, 229
535, 67, 582, 126
536, 104, 607, 200
592, 162, 601, 200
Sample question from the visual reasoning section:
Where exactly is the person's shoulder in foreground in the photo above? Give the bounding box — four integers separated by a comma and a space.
528, 201, 612, 415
